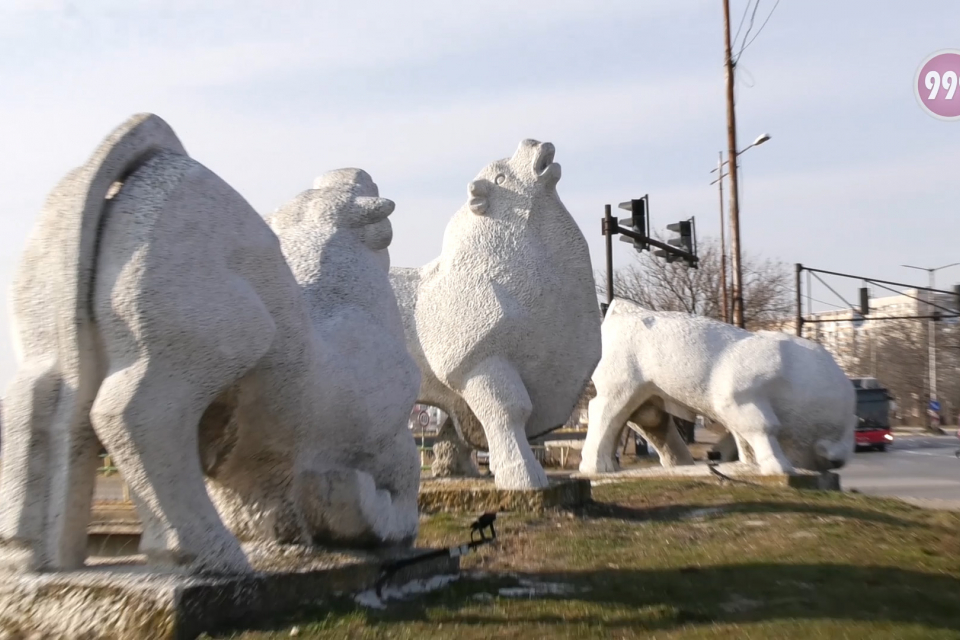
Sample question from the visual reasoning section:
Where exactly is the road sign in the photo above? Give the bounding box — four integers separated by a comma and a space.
417, 410, 430, 427
930, 400, 941, 413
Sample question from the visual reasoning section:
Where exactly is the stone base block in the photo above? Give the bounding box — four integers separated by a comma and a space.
417, 476, 591, 514
0, 543, 458, 640
577, 462, 841, 491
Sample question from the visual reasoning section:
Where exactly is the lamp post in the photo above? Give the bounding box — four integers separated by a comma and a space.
902, 262, 960, 425
710, 133, 771, 325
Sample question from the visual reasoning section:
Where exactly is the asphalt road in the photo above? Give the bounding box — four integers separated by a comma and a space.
839, 434, 960, 509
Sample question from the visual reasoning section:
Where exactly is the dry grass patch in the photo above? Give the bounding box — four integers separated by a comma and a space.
223, 480, 960, 639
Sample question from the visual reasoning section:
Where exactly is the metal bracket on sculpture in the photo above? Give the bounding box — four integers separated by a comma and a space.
374, 512, 498, 597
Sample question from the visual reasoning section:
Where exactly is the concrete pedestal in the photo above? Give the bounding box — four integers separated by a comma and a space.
418, 476, 591, 514
0, 543, 458, 639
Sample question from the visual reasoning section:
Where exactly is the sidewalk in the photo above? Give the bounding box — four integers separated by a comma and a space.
891, 426, 949, 436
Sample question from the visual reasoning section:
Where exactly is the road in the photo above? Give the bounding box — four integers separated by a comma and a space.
839, 434, 960, 509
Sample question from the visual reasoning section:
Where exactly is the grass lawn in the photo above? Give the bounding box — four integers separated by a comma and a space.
221, 480, 960, 639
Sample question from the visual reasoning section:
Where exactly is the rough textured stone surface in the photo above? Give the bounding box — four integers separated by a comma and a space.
391, 140, 602, 491
0, 544, 458, 640
253, 167, 420, 548
0, 113, 419, 577
418, 477, 591, 514
431, 418, 480, 478
580, 300, 856, 477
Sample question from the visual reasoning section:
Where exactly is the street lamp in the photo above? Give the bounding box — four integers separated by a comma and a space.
709, 133, 771, 324
710, 134, 771, 174
902, 262, 960, 424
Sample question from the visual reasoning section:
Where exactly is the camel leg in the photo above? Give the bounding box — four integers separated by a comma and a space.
91, 362, 251, 574
460, 357, 547, 490
722, 400, 793, 474
581, 388, 651, 474
0, 359, 101, 572
632, 411, 695, 467
432, 415, 480, 477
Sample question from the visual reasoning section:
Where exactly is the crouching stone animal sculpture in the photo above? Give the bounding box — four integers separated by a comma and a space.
0, 113, 419, 576
391, 139, 602, 490
580, 299, 856, 476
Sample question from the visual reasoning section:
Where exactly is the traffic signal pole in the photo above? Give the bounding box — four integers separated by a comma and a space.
608, 225, 699, 266
603, 204, 615, 314
602, 201, 700, 317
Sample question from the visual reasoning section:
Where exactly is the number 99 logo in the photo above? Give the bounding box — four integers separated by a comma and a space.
916, 50, 960, 121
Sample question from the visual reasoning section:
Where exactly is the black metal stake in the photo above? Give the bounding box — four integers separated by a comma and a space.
603, 204, 614, 316
795, 263, 803, 337
374, 512, 499, 598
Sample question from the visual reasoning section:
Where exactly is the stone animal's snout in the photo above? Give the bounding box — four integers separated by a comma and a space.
467, 139, 563, 216
353, 195, 395, 252
513, 138, 561, 185
312, 168, 396, 252
814, 435, 854, 471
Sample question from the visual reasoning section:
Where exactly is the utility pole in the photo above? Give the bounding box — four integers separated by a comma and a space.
929, 270, 937, 406
717, 151, 729, 323
722, 0, 745, 329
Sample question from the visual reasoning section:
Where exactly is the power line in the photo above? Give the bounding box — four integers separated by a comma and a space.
731, 0, 754, 51
810, 271, 859, 313
736, 0, 762, 59
808, 297, 851, 311
736, 0, 781, 61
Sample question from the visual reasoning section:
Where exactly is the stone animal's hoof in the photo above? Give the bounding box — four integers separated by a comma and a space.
493, 458, 550, 490
578, 455, 619, 475
141, 530, 251, 576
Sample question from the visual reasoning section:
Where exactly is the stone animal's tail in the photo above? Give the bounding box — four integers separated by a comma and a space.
0, 114, 186, 570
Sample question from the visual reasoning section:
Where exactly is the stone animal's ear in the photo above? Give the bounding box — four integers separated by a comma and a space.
468, 179, 489, 215
353, 196, 395, 226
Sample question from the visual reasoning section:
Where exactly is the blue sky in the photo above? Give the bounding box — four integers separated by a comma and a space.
1, 1, 958, 387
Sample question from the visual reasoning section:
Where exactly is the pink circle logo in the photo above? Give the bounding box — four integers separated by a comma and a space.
915, 50, 960, 120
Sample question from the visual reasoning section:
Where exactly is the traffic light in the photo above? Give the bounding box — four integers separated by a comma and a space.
652, 247, 678, 263
654, 217, 697, 268
859, 287, 869, 317
667, 220, 693, 253
617, 198, 647, 252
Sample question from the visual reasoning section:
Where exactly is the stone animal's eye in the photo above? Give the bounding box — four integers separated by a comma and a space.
495, 174, 506, 185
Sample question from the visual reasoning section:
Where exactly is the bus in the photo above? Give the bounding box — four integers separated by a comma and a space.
850, 377, 894, 452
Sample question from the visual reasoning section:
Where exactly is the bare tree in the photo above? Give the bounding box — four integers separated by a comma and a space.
597, 237, 793, 330
845, 319, 960, 427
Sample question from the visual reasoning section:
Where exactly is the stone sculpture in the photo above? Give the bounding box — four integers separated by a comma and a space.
391, 139, 602, 490
259, 168, 421, 547
0, 113, 419, 576
430, 418, 481, 478
579, 299, 856, 476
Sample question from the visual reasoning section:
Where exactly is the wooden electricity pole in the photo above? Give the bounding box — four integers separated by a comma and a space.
717, 151, 729, 323
722, 0, 745, 328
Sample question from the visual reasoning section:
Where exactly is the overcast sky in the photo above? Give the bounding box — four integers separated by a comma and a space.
1, 1, 959, 387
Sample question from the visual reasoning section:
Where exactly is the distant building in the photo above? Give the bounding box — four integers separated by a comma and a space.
796, 288, 958, 370
783, 288, 959, 424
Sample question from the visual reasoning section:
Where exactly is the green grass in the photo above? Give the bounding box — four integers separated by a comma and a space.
223, 481, 960, 639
